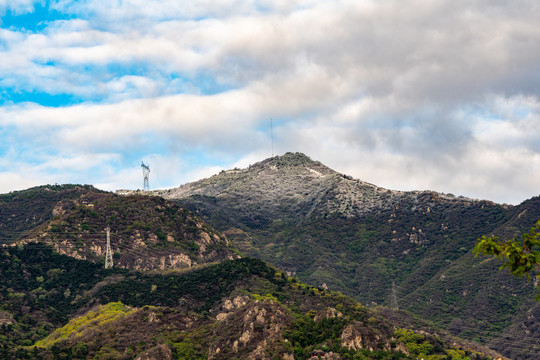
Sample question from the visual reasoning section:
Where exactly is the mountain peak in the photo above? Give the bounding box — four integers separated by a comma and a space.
262, 152, 317, 167
159, 152, 389, 223
160, 152, 488, 226
251, 152, 336, 177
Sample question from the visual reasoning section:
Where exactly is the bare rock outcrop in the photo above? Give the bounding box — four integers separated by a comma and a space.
340, 322, 393, 352
210, 297, 293, 360
135, 344, 173, 360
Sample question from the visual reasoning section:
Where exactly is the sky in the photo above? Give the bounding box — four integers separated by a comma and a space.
0, 0, 539, 205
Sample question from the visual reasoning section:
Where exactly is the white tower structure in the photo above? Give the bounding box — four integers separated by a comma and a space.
141, 161, 150, 191
105, 226, 114, 269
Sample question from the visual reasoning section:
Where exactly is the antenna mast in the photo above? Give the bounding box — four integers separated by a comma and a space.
271, 118, 274, 156
141, 161, 150, 191
105, 226, 114, 269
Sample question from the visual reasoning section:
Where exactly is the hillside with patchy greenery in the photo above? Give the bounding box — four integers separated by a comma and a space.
153, 152, 539, 359
1, 185, 237, 270
0, 185, 98, 243
0, 244, 501, 360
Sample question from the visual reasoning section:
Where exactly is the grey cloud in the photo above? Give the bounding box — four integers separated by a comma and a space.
1, 0, 540, 204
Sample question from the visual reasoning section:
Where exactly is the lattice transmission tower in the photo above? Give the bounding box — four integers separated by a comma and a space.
141, 161, 150, 191
105, 226, 114, 269
391, 281, 399, 310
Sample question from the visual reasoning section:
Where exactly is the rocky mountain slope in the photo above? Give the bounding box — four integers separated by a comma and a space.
150, 152, 539, 359
156, 152, 474, 223
0, 185, 237, 270
0, 243, 502, 360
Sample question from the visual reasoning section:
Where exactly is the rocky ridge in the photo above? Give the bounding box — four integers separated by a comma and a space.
152, 152, 482, 223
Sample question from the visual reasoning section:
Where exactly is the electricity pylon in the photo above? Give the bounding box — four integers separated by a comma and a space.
391, 281, 399, 310
141, 161, 150, 191
105, 226, 114, 269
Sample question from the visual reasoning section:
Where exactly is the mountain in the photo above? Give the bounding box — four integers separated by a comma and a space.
0, 185, 237, 270
0, 243, 502, 360
1, 157, 537, 358
149, 152, 540, 359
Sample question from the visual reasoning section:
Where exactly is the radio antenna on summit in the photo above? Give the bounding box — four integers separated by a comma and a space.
141, 161, 150, 191
271, 118, 274, 156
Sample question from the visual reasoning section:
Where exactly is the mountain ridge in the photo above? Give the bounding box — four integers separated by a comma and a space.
1, 154, 538, 358
149, 152, 490, 226
141, 152, 539, 360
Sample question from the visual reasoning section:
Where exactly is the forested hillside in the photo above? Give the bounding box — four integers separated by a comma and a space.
0, 244, 501, 360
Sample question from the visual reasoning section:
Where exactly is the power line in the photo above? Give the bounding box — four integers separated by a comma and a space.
1, 236, 196, 260
1, 232, 203, 264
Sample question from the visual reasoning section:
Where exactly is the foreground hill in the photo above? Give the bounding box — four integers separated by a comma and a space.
0, 185, 237, 270
0, 243, 502, 359
150, 152, 539, 359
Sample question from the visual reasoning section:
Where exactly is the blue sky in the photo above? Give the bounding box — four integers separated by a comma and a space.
1, 0, 540, 204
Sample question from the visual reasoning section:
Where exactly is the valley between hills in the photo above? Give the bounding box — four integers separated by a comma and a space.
1, 152, 538, 359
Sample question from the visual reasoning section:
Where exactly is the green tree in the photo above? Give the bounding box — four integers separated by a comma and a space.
474, 220, 540, 300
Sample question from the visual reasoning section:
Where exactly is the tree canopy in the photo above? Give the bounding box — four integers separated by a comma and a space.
474, 220, 540, 300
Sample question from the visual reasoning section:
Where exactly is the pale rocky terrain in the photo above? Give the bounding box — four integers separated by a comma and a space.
151, 152, 481, 222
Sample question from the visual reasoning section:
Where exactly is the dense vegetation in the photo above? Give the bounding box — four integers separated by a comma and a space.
474, 220, 540, 300
0, 244, 118, 357
95, 257, 275, 311
180, 190, 539, 341
0, 244, 496, 360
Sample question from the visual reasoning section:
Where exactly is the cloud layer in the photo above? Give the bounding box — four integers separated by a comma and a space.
1, 0, 539, 204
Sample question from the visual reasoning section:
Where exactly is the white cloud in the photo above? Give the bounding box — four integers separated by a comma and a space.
1, 0, 540, 204
3, 1, 540, 103
0, 0, 40, 16
0, 172, 49, 193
